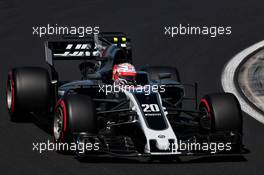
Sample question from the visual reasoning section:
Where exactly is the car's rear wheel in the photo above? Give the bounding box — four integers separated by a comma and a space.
7, 67, 51, 121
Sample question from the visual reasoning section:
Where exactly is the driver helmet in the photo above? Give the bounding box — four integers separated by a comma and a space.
112, 63, 136, 85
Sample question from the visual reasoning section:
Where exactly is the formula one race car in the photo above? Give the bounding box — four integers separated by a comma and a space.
6, 32, 244, 159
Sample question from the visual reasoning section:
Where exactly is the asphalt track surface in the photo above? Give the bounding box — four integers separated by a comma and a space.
1, 0, 264, 175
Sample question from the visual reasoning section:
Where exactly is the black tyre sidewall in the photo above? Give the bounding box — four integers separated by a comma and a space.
55, 94, 97, 143
201, 93, 243, 133
7, 67, 51, 120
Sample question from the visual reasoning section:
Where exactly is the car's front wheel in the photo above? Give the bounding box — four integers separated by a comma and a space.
199, 93, 243, 151
53, 94, 97, 143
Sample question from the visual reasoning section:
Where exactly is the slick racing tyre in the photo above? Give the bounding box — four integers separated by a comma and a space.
53, 94, 97, 143
199, 93, 242, 133
199, 93, 243, 151
7, 67, 51, 121
140, 66, 181, 82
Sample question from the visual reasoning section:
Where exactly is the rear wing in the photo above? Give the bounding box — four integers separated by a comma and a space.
45, 33, 131, 66
45, 39, 98, 66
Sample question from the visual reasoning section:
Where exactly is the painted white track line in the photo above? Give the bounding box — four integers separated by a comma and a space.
221, 40, 264, 124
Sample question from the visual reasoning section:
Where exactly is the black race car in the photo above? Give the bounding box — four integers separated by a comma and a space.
6, 32, 245, 158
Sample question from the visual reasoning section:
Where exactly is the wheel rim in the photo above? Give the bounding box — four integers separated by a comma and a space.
53, 107, 63, 141
201, 106, 209, 116
7, 80, 11, 110
199, 103, 213, 131
7, 77, 13, 111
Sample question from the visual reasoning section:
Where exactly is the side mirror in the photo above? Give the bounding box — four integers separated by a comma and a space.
136, 71, 149, 85
158, 73, 172, 80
